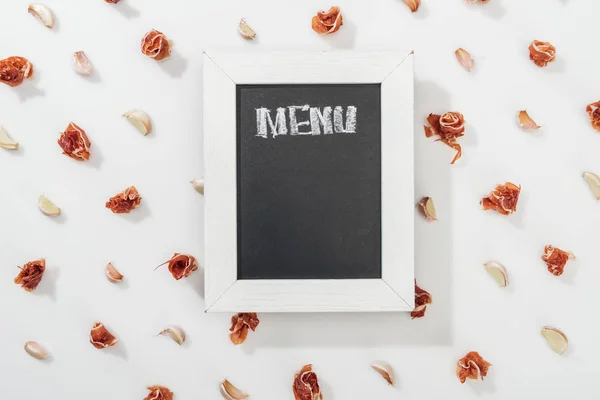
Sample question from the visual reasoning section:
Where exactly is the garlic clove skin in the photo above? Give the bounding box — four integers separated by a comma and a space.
582, 171, 600, 200
455, 48, 474, 72
221, 379, 249, 400
417, 196, 437, 221
73, 51, 93, 75
484, 261, 508, 287
28, 4, 54, 28
190, 178, 204, 195
371, 361, 395, 386
122, 110, 152, 136
238, 19, 256, 39
105, 262, 124, 283
38, 195, 61, 217
517, 110, 541, 130
402, 0, 420, 12
157, 326, 185, 345
0, 126, 19, 150
541, 326, 568, 354
24, 341, 49, 360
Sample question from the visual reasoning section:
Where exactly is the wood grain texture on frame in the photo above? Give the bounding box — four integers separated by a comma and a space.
204, 50, 409, 84
203, 53, 238, 308
203, 51, 414, 312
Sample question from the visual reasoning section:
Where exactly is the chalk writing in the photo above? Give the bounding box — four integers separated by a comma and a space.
256, 105, 357, 138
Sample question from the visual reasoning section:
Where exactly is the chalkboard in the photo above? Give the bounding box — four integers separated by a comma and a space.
237, 84, 381, 280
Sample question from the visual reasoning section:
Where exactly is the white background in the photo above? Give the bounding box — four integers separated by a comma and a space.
0, 0, 598, 399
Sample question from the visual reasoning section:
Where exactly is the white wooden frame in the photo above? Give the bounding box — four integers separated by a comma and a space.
203, 51, 414, 312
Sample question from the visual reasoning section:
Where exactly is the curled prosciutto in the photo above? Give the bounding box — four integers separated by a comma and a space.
424, 112, 465, 164
456, 351, 491, 384
0, 56, 33, 87
105, 186, 142, 214
311, 6, 343, 35
155, 253, 198, 280
481, 182, 521, 215
141, 30, 171, 61
529, 40, 556, 67
229, 312, 260, 345
105, 0, 122, 3
58, 122, 91, 161
144, 386, 173, 400
542, 245, 575, 276
293, 364, 323, 400
586, 101, 600, 132
411, 282, 432, 319
89, 322, 118, 349
14, 258, 45, 292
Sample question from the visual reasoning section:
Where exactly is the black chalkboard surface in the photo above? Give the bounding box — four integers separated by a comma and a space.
237, 84, 381, 280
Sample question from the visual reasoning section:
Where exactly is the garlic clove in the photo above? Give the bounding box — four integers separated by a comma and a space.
541, 326, 568, 354
402, 0, 420, 12
238, 19, 256, 40
122, 110, 152, 136
24, 341, 49, 360
371, 361, 395, 386
517, 110, 541, 130
105, 262, 123, 283
221, 379, 249, 400
157, 326, 185, 345
28, 4, 54, 28
190, 178, 204, 195
582, 171, 600, 200
38, 195, 61, 217
417, 196, 437, 221
0, 126, 19, 150
484, 261, 508, 287
73, 51, 92, 75
455, 48, 474, 72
